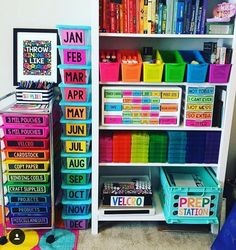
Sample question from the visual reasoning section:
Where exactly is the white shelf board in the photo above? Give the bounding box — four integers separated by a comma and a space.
99, 163, 219, 167
99, 125, 222, 131
98, 192, 165, 221
100, 33, 234, 39
100, 81, 229, 86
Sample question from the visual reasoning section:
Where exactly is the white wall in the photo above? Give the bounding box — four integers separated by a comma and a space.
0, 0, 91, 95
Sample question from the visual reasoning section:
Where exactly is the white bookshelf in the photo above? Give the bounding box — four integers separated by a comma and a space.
91, 1, 236, 235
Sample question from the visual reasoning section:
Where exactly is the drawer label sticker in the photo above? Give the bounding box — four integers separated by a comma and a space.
66, 107, 87, 120
187, 96, 213, 103
4, 116, 46, 125
66, 205, 87, 214
178, 196, 211, 217
7, 163, 47, 171
185, 120, 212, 127
110, 196, 144, 207
161, 104, 178, 112
65, 141, 86, 153
66, 124, 87, 136
188, 87, 214, 95
11, 206, 48, 214
62, 30, 85, 46
66, 174, 86, 185
66, 190, 87, 199
64, 49, 86, 65
67, 220, 86, 229
186, 112, 212, 119
186, 104, 213, 111
5, 128, 45, 136
6, 140, 45, 148
22, 92, 43, 101
66, 157, 87, 169
7, 185, 47, 193
11, 217, 48, 225
8, 174, 48, 182
7, 151, 47, 159
64, 69, 86, 84
10, 196, 48, 204
161, 91, 179, 99
65, 88, 86, 102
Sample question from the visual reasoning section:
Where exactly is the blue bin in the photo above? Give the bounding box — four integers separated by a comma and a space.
212, 203, 236, 250
179, 50, 208, 83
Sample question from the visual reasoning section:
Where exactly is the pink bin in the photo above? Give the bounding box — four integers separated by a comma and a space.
208, 64, 232, 83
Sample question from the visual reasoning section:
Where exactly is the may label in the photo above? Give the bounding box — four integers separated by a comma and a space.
178, 196, 211, 217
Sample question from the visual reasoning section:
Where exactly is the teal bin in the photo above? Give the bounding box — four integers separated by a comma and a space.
159, 167, 222, 224
160, 50, 186, 82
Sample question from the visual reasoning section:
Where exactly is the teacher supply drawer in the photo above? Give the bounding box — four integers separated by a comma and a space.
2, 149, 50, 160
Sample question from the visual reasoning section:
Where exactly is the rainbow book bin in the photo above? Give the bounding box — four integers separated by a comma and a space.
0, 103, 57, 230
102, 86, 182, 126
57, 25, 92, 230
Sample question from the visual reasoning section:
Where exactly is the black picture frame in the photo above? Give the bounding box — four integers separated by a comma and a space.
13, 28, 60, 86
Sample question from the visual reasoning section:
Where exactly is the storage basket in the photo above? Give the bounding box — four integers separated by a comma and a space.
159, 50, 186, 82
179, 50, 208, 83
160, 167, 221, 224
208, 64, 232, 83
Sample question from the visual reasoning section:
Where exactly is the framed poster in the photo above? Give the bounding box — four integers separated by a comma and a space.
13, 28, 58, 86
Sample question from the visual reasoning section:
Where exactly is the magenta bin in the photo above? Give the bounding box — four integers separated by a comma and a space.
208, 64, 232, 83
99, 132, 113, 162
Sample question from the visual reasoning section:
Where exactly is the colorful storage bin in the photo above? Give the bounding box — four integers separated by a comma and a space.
59, 83, 91, 103
131, 132, 149, 163
120, 50, 142, 82
61, 135, 91, 154
179, 50, 208, 83
159, 50, 186, 82
208, 64, 232, 83
143, 50, 164, 83
57, 25, 91, 46
61, 118, 92, 137
60, 100, 91, 120
160, 167, 222, 224
99, 132, 113, 163
62, 198, 91, 215
61, 167, 91, 185
99, 50, 121, 82
62, 213, 91, 229
61, 152, 91, 170
61, 182, 91, 201
58, 45, 91, 66
58, 65, 91, 84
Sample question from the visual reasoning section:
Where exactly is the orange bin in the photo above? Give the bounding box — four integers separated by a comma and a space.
119, 50, 142, 82
112, 131, 131, 163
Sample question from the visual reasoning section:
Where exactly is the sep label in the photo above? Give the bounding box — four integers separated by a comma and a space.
66, 174, 86, 185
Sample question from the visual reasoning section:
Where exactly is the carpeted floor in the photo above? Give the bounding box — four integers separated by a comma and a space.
78, 222, 215, 250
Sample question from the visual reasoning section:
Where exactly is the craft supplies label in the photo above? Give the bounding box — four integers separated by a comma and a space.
178, 196, 211, 217
22, 92, 43, 101
7, 151, 47, 159
110, 196, 144, 207
5, 128, 46, 136
6, 140, 46, 148
7, 185, 47, 193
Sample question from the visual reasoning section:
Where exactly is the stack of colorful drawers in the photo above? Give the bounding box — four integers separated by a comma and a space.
57, 25, 92, 230
149, 132, 168, 163
186, 132, 206, 163
113, 131, 131, 163
0, 108, 54, 229
131, 132, 149, 163
99, 132, 113, 163
204, 132, 221, 163
168, 132, 187, 163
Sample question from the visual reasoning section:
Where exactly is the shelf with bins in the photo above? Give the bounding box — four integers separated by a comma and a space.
99, 163, 219, 167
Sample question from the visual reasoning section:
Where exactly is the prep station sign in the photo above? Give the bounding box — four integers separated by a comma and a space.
178, 196, 211, 217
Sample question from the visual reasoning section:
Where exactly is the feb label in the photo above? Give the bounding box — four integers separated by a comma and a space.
61, 30, 85, 46
178, 196, 211, 217
63, 49, 86, 65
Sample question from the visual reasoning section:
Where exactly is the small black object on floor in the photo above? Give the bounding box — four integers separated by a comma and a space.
46, 234, 56, 244
0, 236, 8, 245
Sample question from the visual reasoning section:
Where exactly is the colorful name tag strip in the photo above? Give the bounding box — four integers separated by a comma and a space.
184, 86, 215, 127
102, 87, 182, 126
3, 160, 49, 172
3, 150, 49, 160
1, 114, 48, 126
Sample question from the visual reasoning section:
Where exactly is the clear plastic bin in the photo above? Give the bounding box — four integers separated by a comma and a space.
60, 100, 91, 120
58, 64, 91, 84
61, 135, 91, 154
56, 25, 91, 46
61, 118, 92, 137
61, 152, 91, 170
58, 45, 91, 66
59, 83, 91, 102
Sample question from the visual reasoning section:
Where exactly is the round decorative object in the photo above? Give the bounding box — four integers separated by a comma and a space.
9, 229, 25, 245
